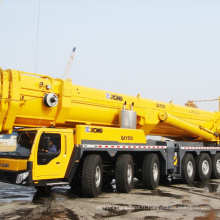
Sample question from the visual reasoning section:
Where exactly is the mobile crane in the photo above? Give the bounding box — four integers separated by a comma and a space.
0, 68, 220, 197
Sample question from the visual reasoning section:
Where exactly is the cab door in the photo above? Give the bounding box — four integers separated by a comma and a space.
33, 130, 74, 180
34, 132, 63, 178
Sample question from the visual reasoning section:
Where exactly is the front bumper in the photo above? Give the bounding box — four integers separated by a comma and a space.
0, 169, 33, 186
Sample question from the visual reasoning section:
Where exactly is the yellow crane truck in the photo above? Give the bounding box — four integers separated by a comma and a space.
0, 68, 220, 197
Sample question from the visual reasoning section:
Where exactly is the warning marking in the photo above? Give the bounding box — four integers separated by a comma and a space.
174, 156, 178, 166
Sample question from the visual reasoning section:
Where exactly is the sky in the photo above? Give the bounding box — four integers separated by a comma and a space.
0, 0, 220, 112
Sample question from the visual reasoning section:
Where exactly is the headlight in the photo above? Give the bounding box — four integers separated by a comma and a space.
16, 171, 29, 184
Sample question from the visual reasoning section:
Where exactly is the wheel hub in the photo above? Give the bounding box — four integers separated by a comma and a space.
127, 164, 132, 184
187, 161, 193, 177
216, 159, 220, 173
153, 163, 158, 181
202, 160, 209, 175
95, 166, 101, 187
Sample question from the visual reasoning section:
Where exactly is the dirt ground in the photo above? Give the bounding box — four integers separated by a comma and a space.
0, 179, 220, 220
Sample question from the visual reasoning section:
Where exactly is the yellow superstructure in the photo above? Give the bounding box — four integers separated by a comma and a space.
1, 67, 220, 198
0, 68, 220, 141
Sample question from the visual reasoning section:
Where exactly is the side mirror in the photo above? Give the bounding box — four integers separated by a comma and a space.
43, 137, 50, 151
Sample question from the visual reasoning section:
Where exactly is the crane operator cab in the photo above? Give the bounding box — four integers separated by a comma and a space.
37, 133, 61, 165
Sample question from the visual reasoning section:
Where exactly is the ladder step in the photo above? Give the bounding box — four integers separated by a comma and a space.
46, 182, 69, 186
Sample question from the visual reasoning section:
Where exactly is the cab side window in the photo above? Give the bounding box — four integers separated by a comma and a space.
37, 133, 61, 165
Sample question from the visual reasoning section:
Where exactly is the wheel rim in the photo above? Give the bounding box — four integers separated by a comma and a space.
216, 159, 220, 174
95, 166, 101, 187
153, 162, 158, 181
127, 164, 132, 184
202, 160, 209, 175
187, 161, 193, 177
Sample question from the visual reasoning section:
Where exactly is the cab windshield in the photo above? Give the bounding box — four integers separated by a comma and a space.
0, 131, 37, 159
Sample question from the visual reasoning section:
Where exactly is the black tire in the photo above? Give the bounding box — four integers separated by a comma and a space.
115, 154, 134, 193
195, 153, 212, 182
82, 154, 103, 198
181, 153, 195, 184
211, 153, 220, 179
142, 154, 160, 189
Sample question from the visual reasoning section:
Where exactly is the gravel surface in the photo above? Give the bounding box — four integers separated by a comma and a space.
0, 179, 219, 220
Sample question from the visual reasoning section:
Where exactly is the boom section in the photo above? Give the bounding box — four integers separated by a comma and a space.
0, 68, 220, 141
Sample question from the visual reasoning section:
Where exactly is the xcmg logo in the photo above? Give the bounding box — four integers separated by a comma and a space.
85, 127, 103, 133
106, 93, 123, 101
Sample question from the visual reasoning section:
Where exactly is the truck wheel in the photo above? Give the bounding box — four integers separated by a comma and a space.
196, 153, 212, 182
211, 153, 220, 179
115, 154, 134, 193
142, 154, 160, 189
82, 154, 103, 197
181, 153, 195, 184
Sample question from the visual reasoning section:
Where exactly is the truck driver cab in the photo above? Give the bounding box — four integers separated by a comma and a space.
37, 133, 61, 165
